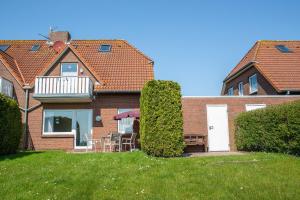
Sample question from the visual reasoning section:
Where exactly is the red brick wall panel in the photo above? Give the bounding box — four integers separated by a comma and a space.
182, 96, 300, 151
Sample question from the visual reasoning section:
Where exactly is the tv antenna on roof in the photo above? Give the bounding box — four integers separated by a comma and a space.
49, 26, 58, 33
38, 33, 50, 40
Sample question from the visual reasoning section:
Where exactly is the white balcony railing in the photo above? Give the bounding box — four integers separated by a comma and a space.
34, 76, 93, 97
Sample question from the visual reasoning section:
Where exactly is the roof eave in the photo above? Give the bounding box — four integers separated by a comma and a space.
223, 61, 256, 83
95, 90, 141, 94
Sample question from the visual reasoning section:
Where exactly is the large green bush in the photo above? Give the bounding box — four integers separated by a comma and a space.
235, 100, 300, 155
140, 80, 185, 157
0, 94, 22, 155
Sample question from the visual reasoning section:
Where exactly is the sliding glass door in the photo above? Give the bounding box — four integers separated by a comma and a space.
74, 110, 93, 149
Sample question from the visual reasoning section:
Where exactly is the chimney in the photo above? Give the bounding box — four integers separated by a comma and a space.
49, 31, 71, 43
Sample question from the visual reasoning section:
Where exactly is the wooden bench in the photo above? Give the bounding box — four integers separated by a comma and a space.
184, 134, 207, 152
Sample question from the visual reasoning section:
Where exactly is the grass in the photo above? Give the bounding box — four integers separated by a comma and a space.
0, 151, 299, 200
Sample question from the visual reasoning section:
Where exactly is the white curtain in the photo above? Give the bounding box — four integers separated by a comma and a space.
118, 109, 134, 134
45, 112, 54, 132
0, 78, 13, 97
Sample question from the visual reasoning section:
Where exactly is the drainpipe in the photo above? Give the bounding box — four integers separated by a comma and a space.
23, 84, 31, 150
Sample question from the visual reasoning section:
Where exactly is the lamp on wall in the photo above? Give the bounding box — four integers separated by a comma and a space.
95, 115, 102, 122
80, 68, 84, 74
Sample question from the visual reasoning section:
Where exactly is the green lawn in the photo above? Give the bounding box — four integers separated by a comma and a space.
0, 151, 299, 200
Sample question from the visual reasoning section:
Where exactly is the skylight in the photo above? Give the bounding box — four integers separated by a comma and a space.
31, 44, 40, 51
275, 45, 292, 53
0, 45, 10, 52
99, 44, 111, 52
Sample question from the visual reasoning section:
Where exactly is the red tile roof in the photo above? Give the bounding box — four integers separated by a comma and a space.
225, 41, 300, 92
0, 39, 154, 92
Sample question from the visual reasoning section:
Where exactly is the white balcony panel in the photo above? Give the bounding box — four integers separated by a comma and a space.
33, 76, 93, 103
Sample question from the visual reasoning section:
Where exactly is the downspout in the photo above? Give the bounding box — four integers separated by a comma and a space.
19, 85, 41, 150
23, 84, 30, 150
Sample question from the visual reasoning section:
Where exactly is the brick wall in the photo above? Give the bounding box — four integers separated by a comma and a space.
0, 61, 25, 108
27, 93, 140, 150
222, 66, 279, 95
182, 96, 300, 151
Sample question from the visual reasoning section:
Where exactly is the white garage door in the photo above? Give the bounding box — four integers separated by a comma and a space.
206, 105, 230, 152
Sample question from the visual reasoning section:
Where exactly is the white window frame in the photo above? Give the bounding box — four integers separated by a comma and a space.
238, 82, 244, 96
249, 74, 258, 94
117, 108, 134, 134
42, 109, 74, 136
245, 104, 266, 111
0, 76, 13, 98
60, 63, 78, 77
228, 87, 234, 96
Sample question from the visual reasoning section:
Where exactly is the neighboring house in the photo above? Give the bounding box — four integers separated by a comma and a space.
0, 31, 154, 150
222, 41, 300, 96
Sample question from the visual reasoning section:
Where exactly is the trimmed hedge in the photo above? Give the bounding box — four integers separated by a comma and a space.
140, 80, 185, 157
235, 100, 300, 156
0, 94, 22, 155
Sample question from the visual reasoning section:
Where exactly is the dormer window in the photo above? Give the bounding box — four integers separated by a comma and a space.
61, 63, 78, 76
99, 44, 111, 52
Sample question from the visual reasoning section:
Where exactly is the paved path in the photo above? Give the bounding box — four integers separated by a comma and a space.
183, 151, 247, 157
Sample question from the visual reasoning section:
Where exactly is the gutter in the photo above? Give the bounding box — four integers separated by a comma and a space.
95, 90, 141, 94
223, 61, 256, 83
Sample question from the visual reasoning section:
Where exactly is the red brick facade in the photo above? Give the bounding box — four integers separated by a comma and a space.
27, 94, 140, 150
1, 49, 141, 151
182, 96, 300, 151
222, 66, 279, 96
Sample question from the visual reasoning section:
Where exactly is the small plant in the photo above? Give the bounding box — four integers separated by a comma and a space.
235, 100, 300, 156
0, 94, 22, 155
140, 80, 185, 157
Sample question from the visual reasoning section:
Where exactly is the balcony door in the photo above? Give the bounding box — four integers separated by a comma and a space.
74, 110, 93, 149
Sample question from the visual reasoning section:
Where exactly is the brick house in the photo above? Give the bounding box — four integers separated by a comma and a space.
221, 41, 300, 96
182, 41, 300, 152
0, 31, 154, 150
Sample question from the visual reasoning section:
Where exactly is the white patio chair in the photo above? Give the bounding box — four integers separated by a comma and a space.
102, 133, 121, 152
84, 134, 98, 152
121, 132, 137, 152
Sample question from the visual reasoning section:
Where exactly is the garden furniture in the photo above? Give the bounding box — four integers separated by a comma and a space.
121, 132, 137, 152
102, 133, 121, 152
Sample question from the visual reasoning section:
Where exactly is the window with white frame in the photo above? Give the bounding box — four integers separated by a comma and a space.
228, 87, 234, 96
43, 110, 73, 135
61, 63, 78, 76
238, 82, 244, 96
249, 74, 258, 94
245, 104, 266, 111
118, 109, 134, 134
0, 77, 13, 98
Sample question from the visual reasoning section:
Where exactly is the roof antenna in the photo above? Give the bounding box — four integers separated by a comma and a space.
38, 33, 50, 40
49, 26, 58, 33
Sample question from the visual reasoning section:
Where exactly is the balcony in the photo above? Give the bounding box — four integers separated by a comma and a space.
33, 76, 93, 103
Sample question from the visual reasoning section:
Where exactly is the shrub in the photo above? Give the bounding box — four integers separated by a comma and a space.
235, 100, 300, 156
0, 94, 22, 155
140, 80, 185, 157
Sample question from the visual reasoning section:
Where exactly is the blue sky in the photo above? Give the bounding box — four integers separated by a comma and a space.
1, 0, 300, 96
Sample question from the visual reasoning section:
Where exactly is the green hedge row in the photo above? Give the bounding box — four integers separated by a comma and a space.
235, 100, 300, 156
0, 94, 22, 155
140, 80, 185, 157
